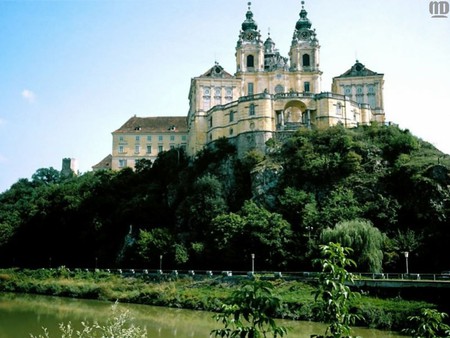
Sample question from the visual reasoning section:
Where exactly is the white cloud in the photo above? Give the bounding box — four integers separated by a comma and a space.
21, 89, 37, 103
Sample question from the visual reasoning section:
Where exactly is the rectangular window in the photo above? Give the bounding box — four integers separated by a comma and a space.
158, 135, 163, 141
304, 82, 310, 93
170, 135, 175, 141
118, 159, 127, 168
119, 136, 124, 142
181, 135, 187, 141
368, 95, 376, 108
225, 87, 233, 102
135, 136, 140, 142
248, 83, 254, 95
209, 117, 213, 128
119, 145, 124, 153
147, 135, 152, 141
336, 103, 342, 116
203, 97, 211, 111
146, 145, 152, 154
249, 104, 255, 116
135, 145, 140, 154
158, 145, 163, 153
229, 110, 234, 122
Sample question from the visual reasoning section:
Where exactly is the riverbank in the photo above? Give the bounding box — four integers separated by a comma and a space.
0, 267, 434, 333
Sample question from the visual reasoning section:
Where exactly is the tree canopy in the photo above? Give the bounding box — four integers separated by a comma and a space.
1, 124, 449, 272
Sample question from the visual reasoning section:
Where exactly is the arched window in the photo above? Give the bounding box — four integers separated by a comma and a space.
247, 55, 254, 68
302, 54, 310, 67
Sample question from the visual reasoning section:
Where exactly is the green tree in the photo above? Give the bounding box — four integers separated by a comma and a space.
312, 242, 362, 338
31, 167, 62, 185
320, 187, 362, 229
320, 219, 385, 272
211, 279, 288, 338
393, 228, 423, 253
210, 202, 292, 269
278, 187, 318, 231
240, 201, 293, 268
402, 308, 450, 338
137, 228, 172, 261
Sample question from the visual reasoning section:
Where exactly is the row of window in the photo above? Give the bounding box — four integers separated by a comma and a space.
208, 103, 258, 128
118, 144, 187, 162
119, 144, 181, 154
118, 135, 187, 142
246, 53, 311, 68
344, 84, 376, 95
203, 87, 233, 97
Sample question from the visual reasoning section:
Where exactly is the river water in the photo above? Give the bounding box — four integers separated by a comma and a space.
0, 292, 406, 337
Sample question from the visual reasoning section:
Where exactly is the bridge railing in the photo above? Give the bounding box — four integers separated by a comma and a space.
47, 268, 450, 282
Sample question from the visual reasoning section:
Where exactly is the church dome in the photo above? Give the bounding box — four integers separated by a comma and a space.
241, 2, 258, 31
264, 35, 275, 53
295, 2, 312, 30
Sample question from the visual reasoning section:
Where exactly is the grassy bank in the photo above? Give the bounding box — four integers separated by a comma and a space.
0, 267, 434, 333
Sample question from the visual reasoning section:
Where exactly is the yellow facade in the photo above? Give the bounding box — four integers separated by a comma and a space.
111, 116, 187, 171
102, 2, 387, 171
186, 2, 386, 157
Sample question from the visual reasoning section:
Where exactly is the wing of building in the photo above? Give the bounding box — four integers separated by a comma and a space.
99, 2, 386, 171
110, 116, 188, 170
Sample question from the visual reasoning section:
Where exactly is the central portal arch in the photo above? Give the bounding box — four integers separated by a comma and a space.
283, 100, 307, 123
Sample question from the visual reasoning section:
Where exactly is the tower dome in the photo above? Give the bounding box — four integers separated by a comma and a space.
241, 2, 258, 32
295, 1, 312, 30
264, 34, 275, 54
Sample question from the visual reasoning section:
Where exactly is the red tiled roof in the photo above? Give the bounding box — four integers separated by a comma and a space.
113, 116, 188, 134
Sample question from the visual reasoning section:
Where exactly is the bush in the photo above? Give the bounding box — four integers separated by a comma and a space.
30, 302, 147, 338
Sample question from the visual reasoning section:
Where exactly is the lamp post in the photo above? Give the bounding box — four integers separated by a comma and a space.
251, 253, 255, 274
403, 251, 409, 275
159, 255, 163, 271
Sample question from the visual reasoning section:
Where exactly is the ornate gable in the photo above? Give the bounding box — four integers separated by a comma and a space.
200, 63, 234, 78
336, 60, 382, 78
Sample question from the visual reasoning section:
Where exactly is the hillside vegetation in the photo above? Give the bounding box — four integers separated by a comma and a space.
1, 123, 449, 272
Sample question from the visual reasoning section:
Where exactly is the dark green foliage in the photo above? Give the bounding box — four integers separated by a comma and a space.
402, 308, 450, 338
211, 279, 288, 337
312, 243, 362, 338
210, 201, 293, 269
320, 220, 385, 273
0, 125, 449, 273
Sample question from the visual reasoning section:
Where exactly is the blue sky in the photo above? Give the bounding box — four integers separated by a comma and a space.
1, 0, 450, 192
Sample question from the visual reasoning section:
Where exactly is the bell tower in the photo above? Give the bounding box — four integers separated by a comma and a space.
289, 1, 322, 93
235, 2, 264, 76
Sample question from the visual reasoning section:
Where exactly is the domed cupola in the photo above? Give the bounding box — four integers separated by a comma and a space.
264, 34, 275, 54
295, 2, 312, 30
292, 1, 317, 44
241, 2, 258, 32
238, 2, 262, 43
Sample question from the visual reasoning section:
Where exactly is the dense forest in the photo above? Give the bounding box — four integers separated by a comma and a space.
1, 123, 449, 273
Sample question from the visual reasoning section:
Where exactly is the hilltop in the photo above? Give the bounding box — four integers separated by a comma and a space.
0, 122, 449, 272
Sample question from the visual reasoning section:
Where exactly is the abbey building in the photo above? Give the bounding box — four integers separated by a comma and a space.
101, 2, 385, 171
186, 1, 385, 157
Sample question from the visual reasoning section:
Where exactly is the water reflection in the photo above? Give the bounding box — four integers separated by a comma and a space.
0, 293, 405, 338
